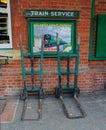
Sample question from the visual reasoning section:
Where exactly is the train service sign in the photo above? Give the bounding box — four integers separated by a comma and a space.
25, 10, 79, 19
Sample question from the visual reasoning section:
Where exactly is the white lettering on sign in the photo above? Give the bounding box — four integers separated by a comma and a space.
31, 11, 49, 16
51, 11, 74, 17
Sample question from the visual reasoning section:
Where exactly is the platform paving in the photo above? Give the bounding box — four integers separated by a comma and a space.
1, 90, 106, 130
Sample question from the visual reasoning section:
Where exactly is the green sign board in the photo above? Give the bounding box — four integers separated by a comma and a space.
25, 10, 79, 19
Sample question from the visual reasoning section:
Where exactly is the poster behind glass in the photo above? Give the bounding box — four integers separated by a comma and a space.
33, 22, 73, 53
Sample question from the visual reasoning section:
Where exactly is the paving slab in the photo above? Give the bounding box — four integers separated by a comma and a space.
1, 90, 106, 130
0, 99, 6, 115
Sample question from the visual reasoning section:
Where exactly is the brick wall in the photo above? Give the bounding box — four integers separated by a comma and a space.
0, 0, 106, 96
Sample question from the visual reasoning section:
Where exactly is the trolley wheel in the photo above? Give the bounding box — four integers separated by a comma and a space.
55, 87, 61, 98
20, 90, 28, 101
74, 88, 80, 97
39, 88, 45, 99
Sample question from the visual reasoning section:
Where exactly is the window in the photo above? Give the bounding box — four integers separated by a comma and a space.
0, 0, 12, 49
96, 14, 106, 58
89, 0, 106, 60
28, 19, 76, 56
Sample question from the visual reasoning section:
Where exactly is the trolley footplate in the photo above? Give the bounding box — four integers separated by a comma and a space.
60, 95, 86, 119
21, 97, 43, 121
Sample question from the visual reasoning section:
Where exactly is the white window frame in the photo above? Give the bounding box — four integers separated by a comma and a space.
0, 0, 12, 49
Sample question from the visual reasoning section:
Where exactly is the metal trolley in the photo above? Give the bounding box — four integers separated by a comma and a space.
20, 36, 45, 121
55, 33, 86, 119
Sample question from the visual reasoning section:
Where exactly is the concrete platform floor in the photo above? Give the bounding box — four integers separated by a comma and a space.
1, 90, 106, 130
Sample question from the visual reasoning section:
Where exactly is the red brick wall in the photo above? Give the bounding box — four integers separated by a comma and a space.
0, 0, 106, 96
